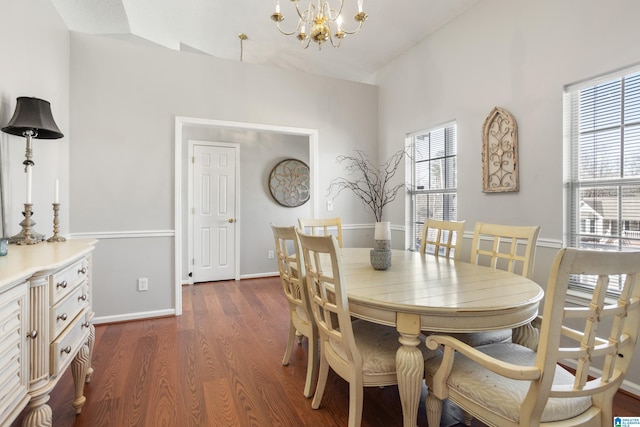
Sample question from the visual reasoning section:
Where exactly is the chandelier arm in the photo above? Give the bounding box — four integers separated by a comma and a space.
328, 33, 343, 48
302, 34, 312, 49
322, 0, 344, 20
336, 18, 364, 35
295, 1, 310, 21
274, 19, 303, 36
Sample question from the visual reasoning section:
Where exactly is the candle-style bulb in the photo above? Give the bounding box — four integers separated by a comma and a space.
54, 179, 59, 203
26, 166, 32, 204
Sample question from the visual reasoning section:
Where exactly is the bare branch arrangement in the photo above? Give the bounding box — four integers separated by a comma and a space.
327, 149, 407, 222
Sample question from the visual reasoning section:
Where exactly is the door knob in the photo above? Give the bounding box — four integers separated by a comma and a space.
228, 218, 235, 223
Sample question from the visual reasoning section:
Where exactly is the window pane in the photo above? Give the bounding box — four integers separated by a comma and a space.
577, 186, 618, 249
578, 129, 620, 179
566, 67, 640, 296
409, 122, 457, 251
624, 125, 640, 177
624, 72, 640, 124
621, 185, 640, 249
579, 79, 621, 133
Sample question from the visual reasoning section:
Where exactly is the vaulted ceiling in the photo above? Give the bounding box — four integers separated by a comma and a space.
51, 0, 481, 83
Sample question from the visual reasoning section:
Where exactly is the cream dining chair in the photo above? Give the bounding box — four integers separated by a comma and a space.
469, 222, 540, 279
271, 224, 318, 398
425, 247, 640, 427
298, 217, 343, 248
459, 222, 541, 347
419, 219, 466, 260
297, 231, 436, 427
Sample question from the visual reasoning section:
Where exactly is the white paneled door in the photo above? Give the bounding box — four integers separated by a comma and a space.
192, 144, 236, 283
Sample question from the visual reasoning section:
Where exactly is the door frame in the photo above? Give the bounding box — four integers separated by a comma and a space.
187, 140, 240, 285
174, 117, 319, 315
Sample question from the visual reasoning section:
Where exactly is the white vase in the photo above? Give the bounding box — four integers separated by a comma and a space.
374, 221, 391, 250
371, 221, 392, 270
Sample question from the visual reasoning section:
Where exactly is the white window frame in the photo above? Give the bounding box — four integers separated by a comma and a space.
406, 121, 457, 251
564, 64, 640, 296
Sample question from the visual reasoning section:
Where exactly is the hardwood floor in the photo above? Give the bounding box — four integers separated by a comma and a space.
11, 277, 640, 426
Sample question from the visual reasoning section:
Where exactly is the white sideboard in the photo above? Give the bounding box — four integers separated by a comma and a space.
0, 239, 97, 427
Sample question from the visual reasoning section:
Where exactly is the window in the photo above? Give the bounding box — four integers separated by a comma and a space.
407, 122, 457, 251
565, 66, 640, 295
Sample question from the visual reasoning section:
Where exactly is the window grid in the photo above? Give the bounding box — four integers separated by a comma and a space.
566, 69, 640, 295
408, 123, 457, 251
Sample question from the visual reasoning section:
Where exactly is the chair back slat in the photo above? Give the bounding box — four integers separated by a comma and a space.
271, 224, 311, 315
298, 231, 360, 365
298, 217, 343, 248
469, 222, 540, 278
525, 248, 640, 422
420, 219, 466, 260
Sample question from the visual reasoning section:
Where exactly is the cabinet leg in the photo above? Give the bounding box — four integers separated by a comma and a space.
85, 324, 95, 383
71, 344, 90, 414
22, 394, 52, 427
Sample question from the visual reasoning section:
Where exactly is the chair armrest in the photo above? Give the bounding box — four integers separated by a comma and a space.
426, 334, 541, 381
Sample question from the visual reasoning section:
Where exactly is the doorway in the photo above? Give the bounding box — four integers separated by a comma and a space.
175, 117, 319, 316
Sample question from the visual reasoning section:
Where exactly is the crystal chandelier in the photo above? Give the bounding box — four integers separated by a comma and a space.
271, 0, 367, 49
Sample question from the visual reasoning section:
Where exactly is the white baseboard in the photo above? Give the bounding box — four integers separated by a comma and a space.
240, 272, 279, 280
93, 308, 176, 325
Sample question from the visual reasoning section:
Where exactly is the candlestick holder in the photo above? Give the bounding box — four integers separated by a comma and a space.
47, 203, 66, 242
8, 203, 45, 245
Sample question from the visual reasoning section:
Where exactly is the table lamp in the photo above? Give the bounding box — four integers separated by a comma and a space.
2, 96, 63, 244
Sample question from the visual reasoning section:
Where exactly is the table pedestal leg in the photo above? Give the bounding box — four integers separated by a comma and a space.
396, 313, 422, 427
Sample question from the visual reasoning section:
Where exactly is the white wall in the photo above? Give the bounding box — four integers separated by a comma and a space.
68, 33, 379, 321
0, 0, 70, 239
375, 0, 640, 395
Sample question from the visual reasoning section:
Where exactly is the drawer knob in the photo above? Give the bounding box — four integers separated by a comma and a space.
78, 267, 87, 275
61, 346, 72, 354
27, 330, 38, 339
57, 280, 68, 289
78, 294, 88, 302
57, 313, 68, 322
82, 321, 90, 328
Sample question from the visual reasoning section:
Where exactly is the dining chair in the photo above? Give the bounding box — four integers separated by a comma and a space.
469, 222, 540, 279
297, 217, 343, 248
297, 231, 436, 427
424, 247, 640, 427
271, 224, 318, 398
458, 222, 541, 347
419, 219, 466, 260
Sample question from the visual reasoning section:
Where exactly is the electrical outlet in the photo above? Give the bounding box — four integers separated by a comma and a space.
137, 277, 149, 291
268, 250, 275, 259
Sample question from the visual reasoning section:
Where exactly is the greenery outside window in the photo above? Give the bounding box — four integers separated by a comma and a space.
407, 122, 457, 251
564, 65, 640, 295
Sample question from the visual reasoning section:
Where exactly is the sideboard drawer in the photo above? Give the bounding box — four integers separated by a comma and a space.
49, 258, 89, 305
0, 281, 29, 424
50, 308, 91, 375
50, 284, 90, 341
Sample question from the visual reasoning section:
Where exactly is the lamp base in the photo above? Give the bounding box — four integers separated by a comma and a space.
9, 203, 45, 245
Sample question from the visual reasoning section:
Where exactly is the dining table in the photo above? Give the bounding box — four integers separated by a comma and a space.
337, 248, 544, 427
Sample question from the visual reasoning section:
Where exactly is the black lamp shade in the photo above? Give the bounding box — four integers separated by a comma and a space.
2, 97, 63, 139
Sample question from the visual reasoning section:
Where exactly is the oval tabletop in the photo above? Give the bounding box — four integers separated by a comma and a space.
337, 248, 544, 333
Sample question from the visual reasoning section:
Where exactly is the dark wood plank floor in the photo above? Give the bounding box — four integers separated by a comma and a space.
11, 277, 640, 426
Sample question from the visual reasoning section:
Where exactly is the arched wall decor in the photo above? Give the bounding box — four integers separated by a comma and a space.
482, 106, 519, 193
